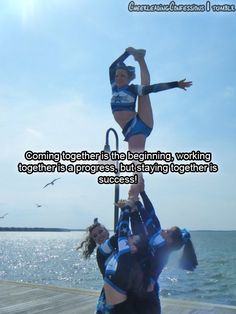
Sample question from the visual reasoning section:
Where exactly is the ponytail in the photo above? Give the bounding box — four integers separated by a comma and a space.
76, 219, 101, 258
170, 227, 198, 271
76, 235, 97, 258
179, 238, 198, 271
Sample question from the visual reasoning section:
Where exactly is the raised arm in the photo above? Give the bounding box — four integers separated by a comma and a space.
97, 234, 118, 277
109, 51, 130, 85
130, 209, 146, 236
140, 191, 161, 230
117, 206, 131, 255
138, 178, 161, 230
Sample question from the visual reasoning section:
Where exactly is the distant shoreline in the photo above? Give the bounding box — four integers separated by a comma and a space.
0, 227, 85, 232
0, 227, 235, 232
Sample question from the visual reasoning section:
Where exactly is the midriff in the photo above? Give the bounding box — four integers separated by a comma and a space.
113, 111, 136, 129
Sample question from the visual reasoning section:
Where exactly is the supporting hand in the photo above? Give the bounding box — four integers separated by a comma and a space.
116, 199, 134, 209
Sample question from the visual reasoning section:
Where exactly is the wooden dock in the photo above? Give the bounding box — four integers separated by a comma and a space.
0, 280, 236, 314
0, 281, 98, 314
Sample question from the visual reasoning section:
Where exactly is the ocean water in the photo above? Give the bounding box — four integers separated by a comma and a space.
0, 231, 235, 306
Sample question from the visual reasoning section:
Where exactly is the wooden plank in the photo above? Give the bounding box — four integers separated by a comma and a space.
0, 281, 236, 314
0, 281, 98, 314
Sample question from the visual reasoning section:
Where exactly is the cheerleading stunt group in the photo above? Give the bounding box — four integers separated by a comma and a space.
78, 47, 198, 314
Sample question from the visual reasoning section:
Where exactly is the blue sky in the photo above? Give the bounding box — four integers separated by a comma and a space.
0, 0, 235, 230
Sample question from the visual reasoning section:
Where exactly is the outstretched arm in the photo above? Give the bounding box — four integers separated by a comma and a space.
134, 79, 192, 95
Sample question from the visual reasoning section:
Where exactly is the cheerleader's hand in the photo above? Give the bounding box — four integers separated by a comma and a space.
178, 79, 192, 90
